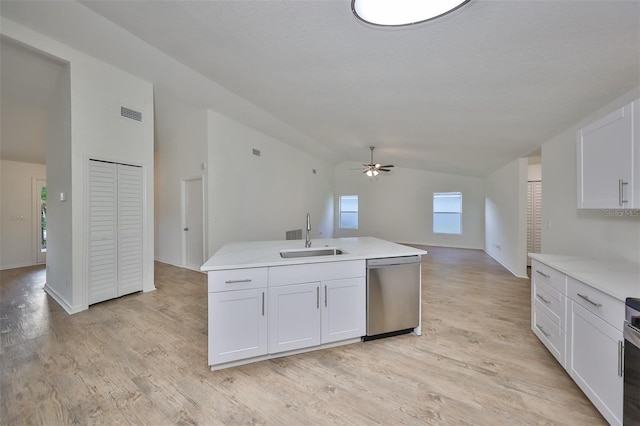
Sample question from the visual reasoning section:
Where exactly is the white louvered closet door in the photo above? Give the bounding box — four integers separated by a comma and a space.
88, 160, 143, 305
117, 164, 143, 297
527, 181, 542, 261
88, 161, 118, 304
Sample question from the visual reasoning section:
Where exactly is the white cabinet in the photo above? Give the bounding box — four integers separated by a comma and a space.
208, 268, 268, 366
566, 277, 624, 426
209, 288, 267, 365
208, 259, 366, 369
268, 260, 366, 354
269, 282, 321, 353
530, 260, 567, 367
322, 277, 366, 344
530, 259, 625, 426
568, 302, 623, 426
577, 98, 640, 209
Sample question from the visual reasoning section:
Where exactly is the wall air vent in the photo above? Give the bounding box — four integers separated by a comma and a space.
286, 229, 302, 240
120, 106, 142, 122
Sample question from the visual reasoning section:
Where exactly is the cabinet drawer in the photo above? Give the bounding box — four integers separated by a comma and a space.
269, 260, 365, 287
532, 305, 565, 367
533, 279, 566, 329
567, 277, 624, 331
531, 260, 567, 294
208, 268, 268, 292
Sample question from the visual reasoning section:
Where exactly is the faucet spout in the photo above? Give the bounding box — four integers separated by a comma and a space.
305, 213, 312, 248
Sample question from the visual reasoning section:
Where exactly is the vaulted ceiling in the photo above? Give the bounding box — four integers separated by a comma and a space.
1, 1, 639, 176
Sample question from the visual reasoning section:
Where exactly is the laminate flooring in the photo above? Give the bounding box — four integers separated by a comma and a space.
1, 247, 606, 425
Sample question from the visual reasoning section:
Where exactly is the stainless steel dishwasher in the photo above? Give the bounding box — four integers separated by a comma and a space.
365, 255, 421, 340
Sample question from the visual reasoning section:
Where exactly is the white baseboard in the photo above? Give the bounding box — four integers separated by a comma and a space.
43, 284, 83, 314
483, 250, 529, 279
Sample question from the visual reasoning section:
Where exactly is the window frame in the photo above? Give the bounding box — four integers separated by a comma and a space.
339, 195, 359, 230
433, 192, 462, 235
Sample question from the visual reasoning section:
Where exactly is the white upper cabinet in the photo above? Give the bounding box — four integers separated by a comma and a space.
577, 99, 640, 209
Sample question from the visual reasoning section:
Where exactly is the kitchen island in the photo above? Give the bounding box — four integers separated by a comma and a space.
201, 237, 427, 370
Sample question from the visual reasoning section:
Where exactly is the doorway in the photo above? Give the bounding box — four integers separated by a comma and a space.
182, 177, 204, 271
34, 179, 47, 264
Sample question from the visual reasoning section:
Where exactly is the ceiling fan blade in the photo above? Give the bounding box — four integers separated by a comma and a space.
380, 165, 394, 168
378, 168, 392, 172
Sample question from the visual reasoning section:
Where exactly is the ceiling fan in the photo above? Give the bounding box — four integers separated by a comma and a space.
362, 146, 394, 177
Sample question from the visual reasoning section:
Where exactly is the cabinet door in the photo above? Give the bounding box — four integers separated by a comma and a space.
322, 277, 366, 344
208, 288, 267, 365
568, 301, 623, 426
269, 282, 321, 353
577, 102, 634, 209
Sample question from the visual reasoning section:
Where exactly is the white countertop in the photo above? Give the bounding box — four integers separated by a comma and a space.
201, 237, 427, 271
529, 253, 640, 302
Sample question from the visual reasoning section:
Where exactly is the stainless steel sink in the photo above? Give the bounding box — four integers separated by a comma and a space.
279, 247, 344, 258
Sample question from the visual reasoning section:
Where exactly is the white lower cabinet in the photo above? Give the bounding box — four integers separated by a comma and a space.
269, 282, 321, 353
208, 260, 366, 369
531, 259, 625, 426
568, 300, 624, 426
322, 277, 366, 344
208, 288, 267, 365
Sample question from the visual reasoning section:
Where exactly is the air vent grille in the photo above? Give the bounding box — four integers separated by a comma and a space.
120, 106, 142, 122
286, 229, 302, 240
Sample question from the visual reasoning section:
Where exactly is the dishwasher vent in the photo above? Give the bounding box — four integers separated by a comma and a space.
120, 106, 142, 122
286, 229, 302, 240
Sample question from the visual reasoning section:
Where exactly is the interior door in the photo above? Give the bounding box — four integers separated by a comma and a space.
184, 177, 204, 270
35, 179, 47, 264
88, 160, 118, 304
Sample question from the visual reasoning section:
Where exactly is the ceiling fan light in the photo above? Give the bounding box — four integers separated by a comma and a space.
366, 169, 374, 177
352, 0, 470, 27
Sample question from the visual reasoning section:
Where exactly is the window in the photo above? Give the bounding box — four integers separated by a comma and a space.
339, 195, 358, 229
433, 192, 462, 235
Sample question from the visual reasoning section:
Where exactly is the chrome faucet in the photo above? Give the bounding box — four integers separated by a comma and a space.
305, 213, 312, 248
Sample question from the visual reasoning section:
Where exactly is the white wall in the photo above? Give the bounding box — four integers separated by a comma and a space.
0, 160, 46, 269
154, 89, 208, 267
207, 111, 334, 256
45, 62, 72, 306
485, 158, 528, 278
541, 87, 640, 262
2, 18, 155, 313
333, 162, 485, 249
528, 164, 542, 181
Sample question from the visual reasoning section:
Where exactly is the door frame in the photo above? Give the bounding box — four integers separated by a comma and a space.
32, 177, 47, 265
181, 175, 205, 271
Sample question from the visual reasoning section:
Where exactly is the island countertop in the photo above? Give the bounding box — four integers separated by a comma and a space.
201, 237, 427, 271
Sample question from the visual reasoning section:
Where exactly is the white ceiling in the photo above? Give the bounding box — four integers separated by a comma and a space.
1, 0, 639, 176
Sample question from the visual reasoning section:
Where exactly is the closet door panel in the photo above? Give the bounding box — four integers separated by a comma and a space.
117, 164, 144, 297
88, 161, 118, 305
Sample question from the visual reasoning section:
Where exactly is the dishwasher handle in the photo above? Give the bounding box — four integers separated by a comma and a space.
367, 255, 421, 268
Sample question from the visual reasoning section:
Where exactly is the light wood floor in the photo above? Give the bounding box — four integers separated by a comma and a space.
1, 247, 606, 425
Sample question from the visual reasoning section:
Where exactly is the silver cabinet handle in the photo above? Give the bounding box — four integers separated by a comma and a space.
618, 340, 624, 377
619, 179, 628, 207
577, 293, 602, 308
261, 292, 265, 316
536, 324, 551, 337
536, 293, 551, 304
225, 279, 252, 284
536, 270, 550, 278
316, 286, 320, 309
324, 285, 327, 307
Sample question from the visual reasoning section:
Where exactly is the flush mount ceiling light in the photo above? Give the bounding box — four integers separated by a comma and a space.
351, 0, 471, 27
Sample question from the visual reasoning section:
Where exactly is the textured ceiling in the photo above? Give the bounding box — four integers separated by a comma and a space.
1, 1, 639, 176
